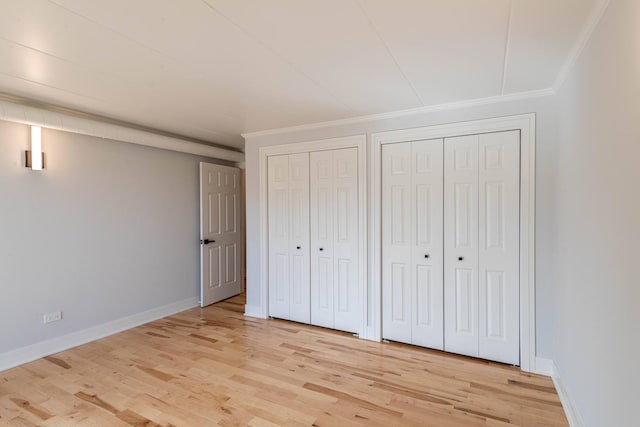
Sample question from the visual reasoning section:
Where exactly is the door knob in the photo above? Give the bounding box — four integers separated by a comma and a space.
458, 256, 464, 261
201, 239, 216, 245
296, 246, 301, 250
424, 254, 430, 259
319, 248, 324, 251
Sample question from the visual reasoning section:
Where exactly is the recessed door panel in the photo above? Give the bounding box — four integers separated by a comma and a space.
391, 263, 408, 322
209, 246, 221, 289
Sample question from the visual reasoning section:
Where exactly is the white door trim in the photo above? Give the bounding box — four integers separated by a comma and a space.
370, 113, 536, 372
257, 135, 368, 335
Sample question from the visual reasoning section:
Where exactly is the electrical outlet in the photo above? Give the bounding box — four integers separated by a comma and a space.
43, 311, 62, 324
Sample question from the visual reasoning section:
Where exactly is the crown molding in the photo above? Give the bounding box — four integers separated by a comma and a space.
241, 88, 554, 140
553, 0, 612, 91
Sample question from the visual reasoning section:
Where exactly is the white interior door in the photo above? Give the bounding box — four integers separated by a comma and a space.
478, 131, 520, 364
310, 148, 359, 332
382, 140, 444, 349
444, 135, 480, 357
267, 153, 310, 323
200, 162, 243, 307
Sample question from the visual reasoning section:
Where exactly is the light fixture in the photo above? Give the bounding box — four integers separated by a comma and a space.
25, 125, 45, 170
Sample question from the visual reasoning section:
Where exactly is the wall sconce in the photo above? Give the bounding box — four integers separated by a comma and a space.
25, 125, 45, 170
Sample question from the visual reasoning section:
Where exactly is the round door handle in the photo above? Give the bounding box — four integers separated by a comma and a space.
319, 248, 324, 251
424, 254, 430, 259
458, 256, 464, 261
296, 246, 301, 250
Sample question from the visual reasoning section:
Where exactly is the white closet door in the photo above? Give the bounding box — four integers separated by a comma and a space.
382, 140, 444, 348
268, 155, 291, 320
310, 150, 334, 328
268, 153, 310, 324
478, 131, 520, 364
310, 148, 359, 332
382, 143, 412, 343
444, 135, 480, 358
288, 153, 311, 323
412, 140, 444, 349
332, 148, 359, 332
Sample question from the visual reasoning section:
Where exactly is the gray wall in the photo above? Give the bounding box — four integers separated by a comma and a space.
244, 94, 559, 359
0, 122, 219, 353
553, 0, 639, 425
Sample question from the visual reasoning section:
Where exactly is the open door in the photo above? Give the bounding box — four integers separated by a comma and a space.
200, 162, 243, 307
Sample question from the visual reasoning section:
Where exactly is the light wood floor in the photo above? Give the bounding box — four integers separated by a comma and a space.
0, 295, 567, 426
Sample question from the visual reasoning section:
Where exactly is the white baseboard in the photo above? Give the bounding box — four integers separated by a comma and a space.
0, 297, 198, 373
534, 358, 583, 427
534, 356, 555, 376
244, 304, 266, 319
551, 362, 584, 427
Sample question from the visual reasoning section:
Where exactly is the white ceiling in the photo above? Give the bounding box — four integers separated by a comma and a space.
0, 0, 598, 150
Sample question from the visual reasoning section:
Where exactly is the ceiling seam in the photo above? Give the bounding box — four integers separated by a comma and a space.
46, 0, 244, 129
354, 0, 425, 107
198, 0, 357, 115
47, 0, 176, 65
500, 0, 514, 96
553, 0, 612, 91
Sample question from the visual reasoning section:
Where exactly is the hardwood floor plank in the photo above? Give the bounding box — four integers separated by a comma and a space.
0, 294, 568, 426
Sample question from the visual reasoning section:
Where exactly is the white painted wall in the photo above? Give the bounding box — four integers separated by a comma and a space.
0, 121, 229, 356
552, 0, 639, 425
244, 94, 559, 359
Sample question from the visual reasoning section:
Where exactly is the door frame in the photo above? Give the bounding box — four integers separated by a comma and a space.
370, 113, 536, 372
258, 135, 368, 335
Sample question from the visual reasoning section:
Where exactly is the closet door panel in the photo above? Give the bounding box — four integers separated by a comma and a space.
268, 155, 291, 320
444, 135, 480, 358
411, 139, 444, 349
478, 131, 520, 364
288, 153, 310, 323
333, 148, 359, 332
382, 143, 412, 344
310, 150, 335, 328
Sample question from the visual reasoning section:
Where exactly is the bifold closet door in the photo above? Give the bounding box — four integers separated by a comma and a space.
382, 139, 444, 349
444, 131, 520, 365
267, 153, 310, 323
310, 148, 359, 332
